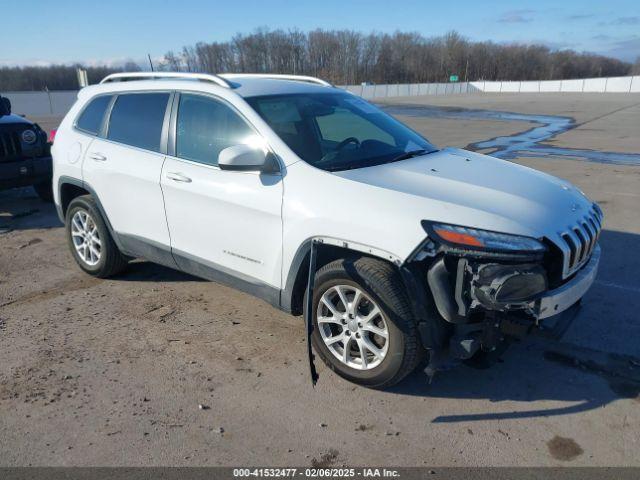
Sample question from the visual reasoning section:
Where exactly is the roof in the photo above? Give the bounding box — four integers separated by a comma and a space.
227, 77, 338, 97
90, 72, 339, 99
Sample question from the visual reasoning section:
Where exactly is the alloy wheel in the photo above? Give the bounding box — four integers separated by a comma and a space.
317, 284, 389, 370
70, 210, 102, 266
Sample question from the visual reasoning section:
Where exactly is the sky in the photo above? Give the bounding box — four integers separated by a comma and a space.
1, 0, 639, 67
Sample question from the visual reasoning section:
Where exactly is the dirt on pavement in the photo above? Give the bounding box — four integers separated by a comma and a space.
1, 94, 639, 467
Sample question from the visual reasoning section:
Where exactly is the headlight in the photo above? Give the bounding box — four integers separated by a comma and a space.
21, 129, 37, 145
422, 221, 546, 253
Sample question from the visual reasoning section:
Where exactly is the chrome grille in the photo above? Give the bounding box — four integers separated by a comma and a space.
557, 205, 603, 278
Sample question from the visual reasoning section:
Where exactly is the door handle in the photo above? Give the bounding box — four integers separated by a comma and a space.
166, 172, 192, 183
89, 152, 107, 162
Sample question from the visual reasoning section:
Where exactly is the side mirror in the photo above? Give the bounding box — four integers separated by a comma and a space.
218, 144, 279, 173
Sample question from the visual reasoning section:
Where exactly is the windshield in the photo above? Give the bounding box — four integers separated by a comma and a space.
246, 92, 437, 171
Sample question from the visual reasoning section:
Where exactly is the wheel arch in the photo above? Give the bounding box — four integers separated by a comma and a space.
57, 176, 124, 252
281, 237, 403, 316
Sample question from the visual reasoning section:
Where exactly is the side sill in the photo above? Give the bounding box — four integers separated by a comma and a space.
172, 248, 282, 310
117, 234, 179, 270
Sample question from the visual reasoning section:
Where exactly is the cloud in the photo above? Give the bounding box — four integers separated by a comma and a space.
598, 16, 640, 26
597, 36, 640, 62
0, 56, 158, 69
0, 59, 54, 67
565, 14, 596, 21
611, 16, 640, 25
498, 9, 535, 23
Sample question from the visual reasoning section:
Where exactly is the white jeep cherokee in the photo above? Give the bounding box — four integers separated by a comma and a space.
52, 72, 602, 387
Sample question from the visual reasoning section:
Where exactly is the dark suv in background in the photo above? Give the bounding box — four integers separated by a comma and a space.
0, 95, 53, 201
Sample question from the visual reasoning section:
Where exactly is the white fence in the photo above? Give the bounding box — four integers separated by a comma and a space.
3, 90, 78, 116
470, 76, 640, 94
342, 82, 475, 98
341, 75, 640, 99
3, 75, 639, 117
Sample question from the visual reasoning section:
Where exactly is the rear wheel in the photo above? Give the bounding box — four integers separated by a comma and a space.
310, 257, 423, 388
66, 195, 128, 278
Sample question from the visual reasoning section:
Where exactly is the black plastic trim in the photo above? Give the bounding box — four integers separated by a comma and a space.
398, 262, 451, 349
281, 239, 313, 313
173, 248, 281, 309
98, 95, 117, 138
56, 176, 126, 252
117, 234, 178, 270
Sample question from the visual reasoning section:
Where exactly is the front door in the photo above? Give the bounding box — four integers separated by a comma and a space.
161, 93, 283, 300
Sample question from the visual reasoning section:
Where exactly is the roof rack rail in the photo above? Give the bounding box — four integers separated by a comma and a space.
219, 73, 333, 87
100, 72, 231, 88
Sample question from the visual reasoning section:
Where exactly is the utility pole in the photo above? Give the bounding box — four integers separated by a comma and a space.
148, 54, 154, 72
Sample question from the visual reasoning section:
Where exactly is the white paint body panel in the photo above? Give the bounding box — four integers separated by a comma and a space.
83, 138, 170, 247
50, 97, 91, 207
281, 147, 594, 280
160, 157, 283, 288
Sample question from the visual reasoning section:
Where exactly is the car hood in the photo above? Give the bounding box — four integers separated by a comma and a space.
332, 147, 595, 239
0, 113, 32, 125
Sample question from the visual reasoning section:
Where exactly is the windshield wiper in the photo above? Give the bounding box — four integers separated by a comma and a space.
389, 149, 430, 163
324, 149, 437, 172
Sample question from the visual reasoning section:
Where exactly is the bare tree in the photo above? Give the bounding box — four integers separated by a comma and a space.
0, 29, 633, 91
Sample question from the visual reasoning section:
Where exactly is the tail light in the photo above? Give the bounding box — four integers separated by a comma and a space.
49, 129, 57, 144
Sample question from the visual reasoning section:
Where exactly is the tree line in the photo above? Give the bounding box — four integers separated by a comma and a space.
0, 62, 141, 91
2, 30, 637, 91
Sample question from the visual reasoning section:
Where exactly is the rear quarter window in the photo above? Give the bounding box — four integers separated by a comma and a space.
76, 95, 112, 135
107, 93, 170, 152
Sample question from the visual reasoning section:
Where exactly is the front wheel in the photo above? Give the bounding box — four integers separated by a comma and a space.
310, 257, 424, 388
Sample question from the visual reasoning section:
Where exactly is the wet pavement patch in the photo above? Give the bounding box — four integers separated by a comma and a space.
382, 104, 640, 166
547, 435, 584, 461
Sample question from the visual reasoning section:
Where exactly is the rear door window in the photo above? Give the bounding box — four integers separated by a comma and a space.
107, 93, 170, 152
76, 95, 112, 135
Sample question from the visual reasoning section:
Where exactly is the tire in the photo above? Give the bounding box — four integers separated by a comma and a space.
33, 181, 53, 203
65, 195, 128, 278
310, 257, 424, 388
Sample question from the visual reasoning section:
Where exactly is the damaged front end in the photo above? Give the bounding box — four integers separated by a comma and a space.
403, 219, 601, 371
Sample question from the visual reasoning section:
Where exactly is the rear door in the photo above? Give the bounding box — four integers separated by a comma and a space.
83, 92, 173, 254
161, 93, 283, 296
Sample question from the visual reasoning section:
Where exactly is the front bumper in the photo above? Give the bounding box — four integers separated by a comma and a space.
534, 245, 600, 319
0, 156, 52, 190
425, 242, 600, 326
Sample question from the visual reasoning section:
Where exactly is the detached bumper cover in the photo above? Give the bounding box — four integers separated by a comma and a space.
535, 245, 600, 319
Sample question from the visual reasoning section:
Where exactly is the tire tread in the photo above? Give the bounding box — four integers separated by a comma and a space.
66, 195, 128, 278
314, 257, 423, 388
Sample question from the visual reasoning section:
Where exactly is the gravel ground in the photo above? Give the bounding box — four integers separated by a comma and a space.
1, 94, 639, 467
